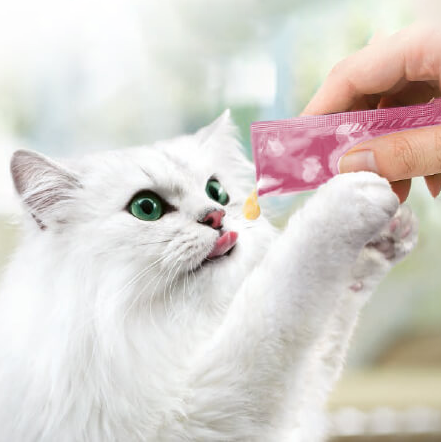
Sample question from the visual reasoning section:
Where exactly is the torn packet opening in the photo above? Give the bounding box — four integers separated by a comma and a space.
251, 98, 441, 197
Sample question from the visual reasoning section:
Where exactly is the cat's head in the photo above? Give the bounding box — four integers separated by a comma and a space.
10, 111, 272, 307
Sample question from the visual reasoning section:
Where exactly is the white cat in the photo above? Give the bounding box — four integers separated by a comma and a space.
0, 111, 417, 442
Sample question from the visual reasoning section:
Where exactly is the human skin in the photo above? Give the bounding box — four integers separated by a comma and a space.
302, 22, 441, 202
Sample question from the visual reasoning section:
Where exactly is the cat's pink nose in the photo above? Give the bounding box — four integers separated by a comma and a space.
200, 209, 225, 230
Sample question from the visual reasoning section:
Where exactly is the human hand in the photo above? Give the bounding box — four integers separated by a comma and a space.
302, 23, 441, 202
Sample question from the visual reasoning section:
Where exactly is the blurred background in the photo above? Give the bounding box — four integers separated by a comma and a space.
1, 0, 441, 440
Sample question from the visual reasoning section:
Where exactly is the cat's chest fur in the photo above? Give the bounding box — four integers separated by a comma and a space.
0, 214, 274, 438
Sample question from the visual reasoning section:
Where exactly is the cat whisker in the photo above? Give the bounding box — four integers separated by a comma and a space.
162, 260, 177, 318
116, 256, 166, 300
121, 259, 166, 324
168, 262, 185, 322
162, 259, 183, 319
146, 266, 169, 333
83, 256, 168, 376
79, 256, 167, 366
170, 261, 184, 301
141, 240, 173, 245
181, 268, 189, 316
147, 259, 175, 325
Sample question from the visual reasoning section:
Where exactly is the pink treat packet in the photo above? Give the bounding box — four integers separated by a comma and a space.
251, 98, 441, 196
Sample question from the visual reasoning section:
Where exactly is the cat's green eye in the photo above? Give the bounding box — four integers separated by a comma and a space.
129, 192, 164, 221
205, 179, 229, 205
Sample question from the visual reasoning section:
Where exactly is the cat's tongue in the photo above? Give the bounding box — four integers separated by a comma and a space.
207, 231, 238, 259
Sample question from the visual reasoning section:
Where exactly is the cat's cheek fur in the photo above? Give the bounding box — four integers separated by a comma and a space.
0, 110, 418, 442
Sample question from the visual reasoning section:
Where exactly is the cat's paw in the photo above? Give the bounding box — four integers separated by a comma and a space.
365, 204, 418, 263
349, 204, 418, 294
318, 172, 399, 245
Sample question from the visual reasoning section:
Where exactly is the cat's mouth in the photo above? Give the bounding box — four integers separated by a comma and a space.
190, 231, 238, 273
207, 231, 238, 260
195, 230, 238, 271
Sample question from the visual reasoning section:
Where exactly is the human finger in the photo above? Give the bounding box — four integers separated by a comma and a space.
377, 81, 440, 108
302, 23, 441, 116
338, 125, 441, 181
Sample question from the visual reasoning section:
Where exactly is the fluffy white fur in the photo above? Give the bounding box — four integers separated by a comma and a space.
0, 111, 418, 441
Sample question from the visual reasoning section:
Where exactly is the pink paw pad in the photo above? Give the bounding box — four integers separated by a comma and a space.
367, 205, 417, 262
400, 223, 412, 239
389, 218, 400, 233
350, 281, 364, 292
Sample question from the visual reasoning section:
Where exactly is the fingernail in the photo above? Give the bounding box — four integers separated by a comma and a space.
338, 150, 378, 173
424, 174, 441, 198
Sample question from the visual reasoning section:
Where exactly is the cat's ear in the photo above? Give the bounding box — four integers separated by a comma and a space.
196, 109, 254, 184
10, 149, 81, 229
196, 109, 237, 146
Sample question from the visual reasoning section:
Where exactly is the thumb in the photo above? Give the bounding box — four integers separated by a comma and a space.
338, 125, 441, 181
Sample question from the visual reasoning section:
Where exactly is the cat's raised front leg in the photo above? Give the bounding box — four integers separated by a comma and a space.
320, 204, 418, 385
176, 172, 399, 441
296, 204, 418, 423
